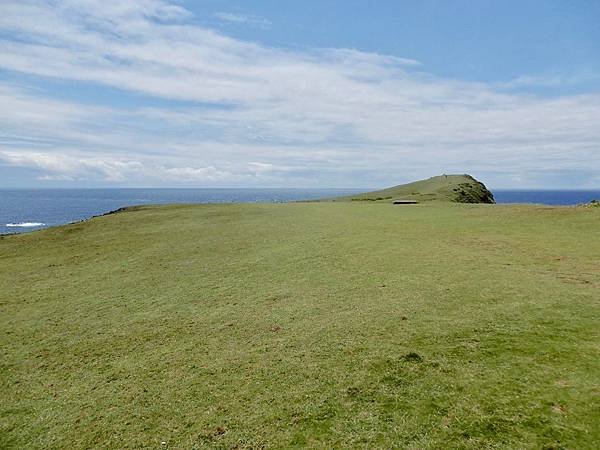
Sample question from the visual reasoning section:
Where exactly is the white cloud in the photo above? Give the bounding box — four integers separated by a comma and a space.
0, 148, 235, 183
0, 149, 144, 181
498, 72, 600, 89
214, 12, 271, 28
0, 0, 598, 188
160, 166, 230, 182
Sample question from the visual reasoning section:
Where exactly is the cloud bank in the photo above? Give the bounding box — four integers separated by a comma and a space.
0, 0, 599, 188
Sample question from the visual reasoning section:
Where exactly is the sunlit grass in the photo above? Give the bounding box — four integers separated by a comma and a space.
1, 202, 598, 448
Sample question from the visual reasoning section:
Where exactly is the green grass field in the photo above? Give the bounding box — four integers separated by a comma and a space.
1, 202, 599, 449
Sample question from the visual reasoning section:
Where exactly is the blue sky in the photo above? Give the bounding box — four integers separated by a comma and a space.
0, 0, 599, 188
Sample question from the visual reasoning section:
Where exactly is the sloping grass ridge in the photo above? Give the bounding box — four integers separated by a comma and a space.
327, 174, 495, 203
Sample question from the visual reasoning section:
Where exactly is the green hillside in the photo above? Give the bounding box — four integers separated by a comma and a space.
1, 202, 598, 449
328, 174, 495, 203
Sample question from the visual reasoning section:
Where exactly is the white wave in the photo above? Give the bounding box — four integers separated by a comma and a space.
5, 222, 46, 227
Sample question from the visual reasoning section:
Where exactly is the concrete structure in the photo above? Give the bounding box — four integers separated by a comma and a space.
393, 199, 419, 205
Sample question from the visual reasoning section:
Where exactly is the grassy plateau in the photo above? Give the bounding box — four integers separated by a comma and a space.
1, 184, 599, 448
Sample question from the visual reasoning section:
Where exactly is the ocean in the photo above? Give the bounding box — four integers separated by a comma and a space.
1, 188, 599, 235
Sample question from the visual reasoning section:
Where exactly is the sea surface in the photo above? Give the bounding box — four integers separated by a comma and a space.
1, 188, 599, 235
0, 188, 359, 235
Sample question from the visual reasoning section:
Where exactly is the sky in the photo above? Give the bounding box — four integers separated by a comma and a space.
0, 0, 599, 189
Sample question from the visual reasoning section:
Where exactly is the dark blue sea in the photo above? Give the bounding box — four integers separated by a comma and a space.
1, 189, 598, 235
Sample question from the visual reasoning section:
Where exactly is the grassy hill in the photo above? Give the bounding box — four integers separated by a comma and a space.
328, 174, 495, 203
1, 202, 599, 449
